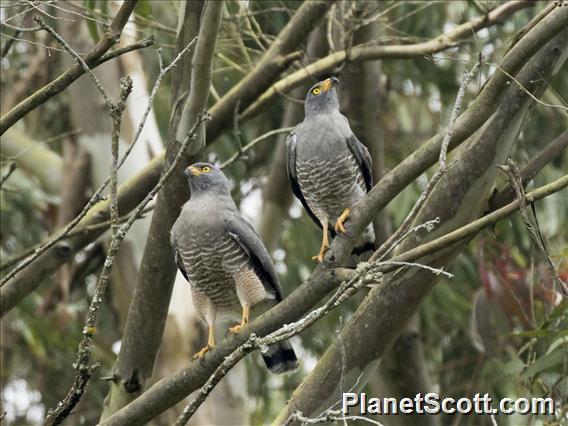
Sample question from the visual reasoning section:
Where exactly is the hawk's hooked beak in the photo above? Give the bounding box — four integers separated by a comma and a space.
185, 165, 201, 177
321, 77, 339, 92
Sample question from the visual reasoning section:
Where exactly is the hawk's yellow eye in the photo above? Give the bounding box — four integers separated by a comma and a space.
312, 87, 321, 95
202, 166, 210, 173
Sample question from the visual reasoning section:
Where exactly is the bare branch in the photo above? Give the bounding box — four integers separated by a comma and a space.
489, 131, 568, 210
35, 16, 113, 107
220, 126, 295, 169
0, 0, 139, 135
0, 21, 42, 32
0, 162, 17, 188
499, 160, 568, 295
241, 0, 536, 121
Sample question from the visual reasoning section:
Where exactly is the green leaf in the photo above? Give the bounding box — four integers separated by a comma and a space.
522, 346, 568, 379
85, 0, 100, 43
135, 0, 152, 19
502, 356, 525, 376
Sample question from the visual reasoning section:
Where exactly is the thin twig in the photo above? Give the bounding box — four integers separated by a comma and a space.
0, 21, 42, 32
489, 131, 568, 210
0, 205, 154, 274
35, 16, 113, 108
288, 410, 384, 425
0, 162, 17, 188
439, 59, 481, 168
110, 77, 133, 235
378, 260, 453, 278
484, 60, 568, 112
1, 28, 19, 58
45, 112, 210, 426
96, 36, 155, 66
375, 218, 440, 262
499, 159, 568, 296
220, 126, 295, 169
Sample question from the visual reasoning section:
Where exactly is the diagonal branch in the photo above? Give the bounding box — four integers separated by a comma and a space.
0, 0, 139, 135
240, 0, 536, 121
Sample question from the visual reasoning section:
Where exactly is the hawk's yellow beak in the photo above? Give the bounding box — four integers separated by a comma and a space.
321, 78, 332, 92
187, 165, 201, 176
321, 77, 338, 92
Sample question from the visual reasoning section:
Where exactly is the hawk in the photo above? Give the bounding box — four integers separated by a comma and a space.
286, 77, 375, 262
171, 163, 298, 373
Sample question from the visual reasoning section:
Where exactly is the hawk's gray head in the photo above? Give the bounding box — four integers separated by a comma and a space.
304, 77, 340, 117
184, 162, 230, 195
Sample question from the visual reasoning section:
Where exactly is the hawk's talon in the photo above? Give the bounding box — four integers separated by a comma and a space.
335, 208, 351, 234
193, 344, 212, 360
229, 306, 250, 334
311, 244, 329, 263
229, 321, 246, 334
311, 254, 324, 263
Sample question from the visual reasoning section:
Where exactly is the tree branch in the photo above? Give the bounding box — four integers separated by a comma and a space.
43, 76, 134, 426
489, 131, 568, 210
0, 0, 139, 135
240, 0, 536, 121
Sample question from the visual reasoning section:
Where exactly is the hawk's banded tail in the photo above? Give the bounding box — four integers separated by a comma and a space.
262, 339, 298, 374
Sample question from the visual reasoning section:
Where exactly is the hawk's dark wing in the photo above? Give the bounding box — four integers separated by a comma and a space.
226, 214, 283, 301
171, 234, 189, 282
286, 132, 322, 228
346, 135, 373, 192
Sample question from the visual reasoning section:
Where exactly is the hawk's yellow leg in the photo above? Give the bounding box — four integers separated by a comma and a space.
193, 323, 215, 360
334, 208, 351, 234
229, 305, 250, 334
312, 222, 330, 263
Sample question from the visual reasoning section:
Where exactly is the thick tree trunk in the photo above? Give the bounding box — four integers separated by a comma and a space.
100, 1, 223, 418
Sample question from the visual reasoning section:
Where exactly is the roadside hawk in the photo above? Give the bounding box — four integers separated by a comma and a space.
286, 77, 375, 262
171, 162, 298, 373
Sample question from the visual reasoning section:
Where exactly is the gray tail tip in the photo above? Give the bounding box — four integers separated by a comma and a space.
262, 342, 298, 374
